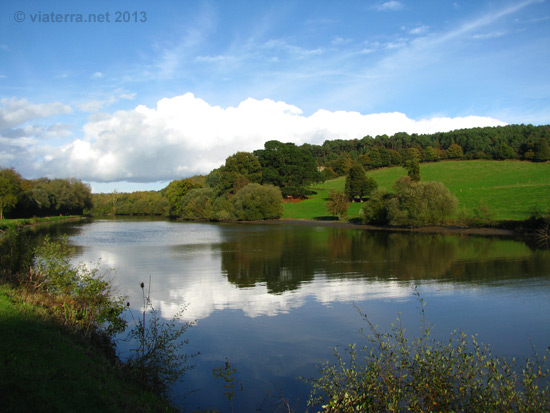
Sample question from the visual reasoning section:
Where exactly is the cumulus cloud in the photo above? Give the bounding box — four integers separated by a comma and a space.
2, 93, 506, 183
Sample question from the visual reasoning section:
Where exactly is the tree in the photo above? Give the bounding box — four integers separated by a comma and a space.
217, 152, 262, 195
326, 190, 349, 220
180, 188, 214, 220
0, 168, 23, 219
403, 159, 421, 182
345, 163, 377, 201
446, 143, 464, 159
387, 177, 458, 227
495, 143, 516, 160
163, 179, 201, 217
360, 189, 391, 225
254, 141, 322, 198
231, 184, 284, 221
533, 139, 550, 162
422, 146, 440, 162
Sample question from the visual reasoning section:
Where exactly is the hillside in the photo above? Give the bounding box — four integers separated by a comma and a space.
283, 160, 550, 221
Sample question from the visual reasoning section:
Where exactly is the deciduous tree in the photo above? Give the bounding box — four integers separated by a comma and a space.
0, 168, 23, 219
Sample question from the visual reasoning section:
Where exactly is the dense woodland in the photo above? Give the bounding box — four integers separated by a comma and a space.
308, 124, 550, 179
0, 168, 92, 219
1, 124, 549, 221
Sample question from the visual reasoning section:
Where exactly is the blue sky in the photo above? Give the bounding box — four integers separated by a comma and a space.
1, 0, 549, 192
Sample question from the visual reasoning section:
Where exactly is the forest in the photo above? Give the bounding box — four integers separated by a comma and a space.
0, 169, 92, 220
2, 124, 549, 221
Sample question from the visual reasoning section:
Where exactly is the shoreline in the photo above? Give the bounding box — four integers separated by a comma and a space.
259, 218, 519, 237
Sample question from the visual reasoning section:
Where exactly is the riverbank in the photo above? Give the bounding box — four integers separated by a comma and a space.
0, 215, 88, 232
0, 227, 177, 412
0, 283, 175, 412
256, 217, 519, 237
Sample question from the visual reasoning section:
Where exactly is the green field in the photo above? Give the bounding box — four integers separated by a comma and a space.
283, 160, 550, 221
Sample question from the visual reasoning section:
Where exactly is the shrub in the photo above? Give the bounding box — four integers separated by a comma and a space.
125, 281, 197, 397
361, 178, 458, 227
29, 236, 126, 337
327, 190, 349, 220
307, 290, 550, 412
231, 183, 283, 221
360, 189, 391, 225
388, 177, 458, 227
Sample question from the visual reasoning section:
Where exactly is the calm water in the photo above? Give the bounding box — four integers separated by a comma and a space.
56, 218, 550, 412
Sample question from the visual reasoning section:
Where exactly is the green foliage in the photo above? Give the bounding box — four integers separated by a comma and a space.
254, 140, 322, 198
29, 236, 127, 336
213, 358, 243, 412
360, 177, 458, 227
446, 143, 464, 159
163, 178, 202, 216
326, 190, 349, 220
0, 228, 35, 281
403, 159, 421, 182
211, 195, 233, 221
388, 178, 458, 227
216, 152, 262, 195
180, 188, 214, 220
0, 284, 173, 412
359, 189, 390, 225
126, 281, 196, 397
307, 290, 550, 412
533, 138, 550, 162
0, 168, 23, 220
17, 177, 93, 218
92, 190, 169, 216
232, 183, 284, 221
345, 163, 378, 201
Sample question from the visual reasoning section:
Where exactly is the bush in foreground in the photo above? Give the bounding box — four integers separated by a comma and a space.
307, 290, 550, 412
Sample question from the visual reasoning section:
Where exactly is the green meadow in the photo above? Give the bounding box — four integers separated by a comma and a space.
283, 160, 550, 221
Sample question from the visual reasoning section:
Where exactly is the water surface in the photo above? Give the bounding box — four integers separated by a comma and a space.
60, 218, 550, 411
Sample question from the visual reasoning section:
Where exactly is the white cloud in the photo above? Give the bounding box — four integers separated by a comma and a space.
92, 72, 104, 79
7, 93, 504, 183
372, 1, 404, 11
409, 25, 429, 35
0, 98, 72, 129
472, 30, 507, 40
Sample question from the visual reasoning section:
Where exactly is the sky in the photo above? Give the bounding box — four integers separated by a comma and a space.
1, 0, 549, 193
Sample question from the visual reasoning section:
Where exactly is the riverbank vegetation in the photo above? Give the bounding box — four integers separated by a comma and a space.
307, 291, 550, 412
0, 231, 193, 411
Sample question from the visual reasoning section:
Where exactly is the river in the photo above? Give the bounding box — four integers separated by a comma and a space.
53, 217, 550, 412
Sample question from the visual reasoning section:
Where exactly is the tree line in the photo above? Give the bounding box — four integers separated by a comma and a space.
0, 168, 92, 219
307, 124, 550, 179
92, 141, 323, 221
3, 124, 548, 222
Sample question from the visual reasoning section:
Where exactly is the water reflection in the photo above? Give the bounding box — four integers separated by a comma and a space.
41, 219, 550, 411
59, 220, 550, 323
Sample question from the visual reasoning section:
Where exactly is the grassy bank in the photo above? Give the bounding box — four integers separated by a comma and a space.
284, 160, 550, 221
0, 215, 87, 232
0, 283, 174, 412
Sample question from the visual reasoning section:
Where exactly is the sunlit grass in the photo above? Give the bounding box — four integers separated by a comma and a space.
283, 160, 550, 221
